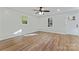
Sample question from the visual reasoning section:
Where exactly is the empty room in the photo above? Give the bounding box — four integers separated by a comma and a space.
0, 7, 79, 51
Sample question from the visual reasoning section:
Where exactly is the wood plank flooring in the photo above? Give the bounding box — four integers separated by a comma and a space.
0, 31, 79, 51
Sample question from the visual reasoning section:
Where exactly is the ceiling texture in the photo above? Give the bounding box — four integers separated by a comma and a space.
6, 7, 79, 16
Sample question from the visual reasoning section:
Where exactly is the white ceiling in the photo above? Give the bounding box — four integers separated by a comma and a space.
7, 7, 79, 16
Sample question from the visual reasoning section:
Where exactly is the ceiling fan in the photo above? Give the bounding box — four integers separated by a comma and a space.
34, 7, 50, 15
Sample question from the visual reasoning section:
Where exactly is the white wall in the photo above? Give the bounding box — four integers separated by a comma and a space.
37, 15, 66, 34
38, 11, 79, 35
1, 7, 79, 40
0, 8, 39, 40
66, 13, 79, 35
0, 8, 2, 38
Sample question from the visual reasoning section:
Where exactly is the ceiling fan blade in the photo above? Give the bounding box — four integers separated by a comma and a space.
43, 10, 50, 12
35, 11, 39, 14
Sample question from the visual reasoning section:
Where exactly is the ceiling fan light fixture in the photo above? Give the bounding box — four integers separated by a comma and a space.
39, 12, 44, 15
34, 7, 50, 15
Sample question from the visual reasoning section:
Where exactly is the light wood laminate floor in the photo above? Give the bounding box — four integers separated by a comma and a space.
0, 31, 79, 51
